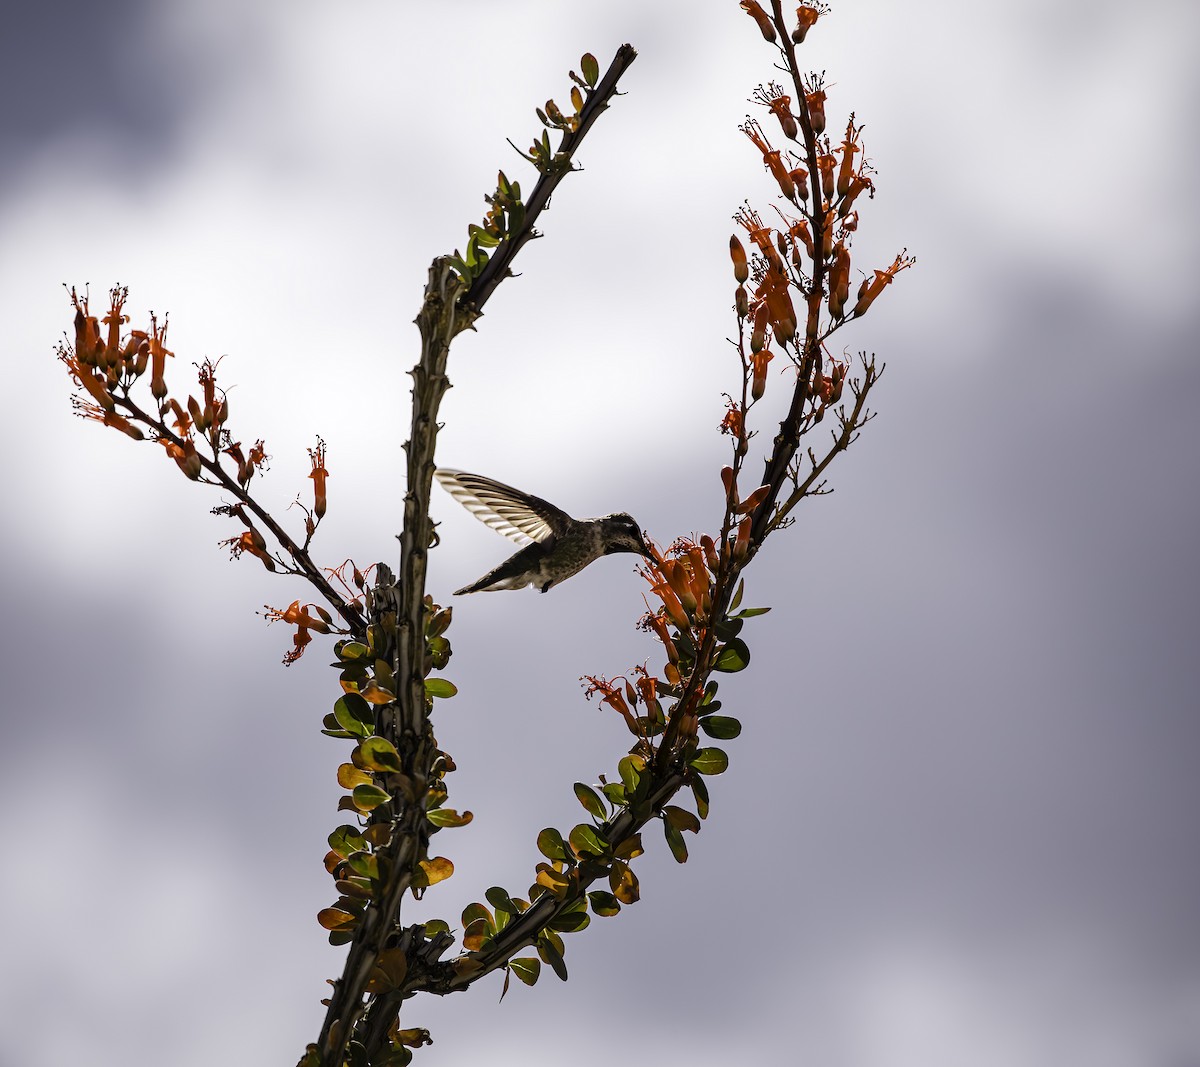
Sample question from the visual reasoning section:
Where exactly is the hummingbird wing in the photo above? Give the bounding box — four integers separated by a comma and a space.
434, 469, 572, 546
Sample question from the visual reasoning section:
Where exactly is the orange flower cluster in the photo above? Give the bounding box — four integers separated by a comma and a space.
740, 2, 826, 44
583, 670, 662, 739
636, 537, 731, 688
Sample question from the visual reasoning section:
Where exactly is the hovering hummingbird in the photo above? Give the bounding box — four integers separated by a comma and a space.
434, 468, 652, 594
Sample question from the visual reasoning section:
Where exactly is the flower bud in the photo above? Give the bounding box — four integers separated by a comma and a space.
730, 235, 749, 284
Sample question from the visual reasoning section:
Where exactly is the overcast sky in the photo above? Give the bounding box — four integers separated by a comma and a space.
2, 1, 1198, 1065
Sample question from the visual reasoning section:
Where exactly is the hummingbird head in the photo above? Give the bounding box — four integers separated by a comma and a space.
599, 513, 652, 559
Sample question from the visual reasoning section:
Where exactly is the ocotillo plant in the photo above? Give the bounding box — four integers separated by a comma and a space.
53, 5, 910, 1065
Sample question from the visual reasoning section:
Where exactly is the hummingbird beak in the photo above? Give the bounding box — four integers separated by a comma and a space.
636, 530, 654, 560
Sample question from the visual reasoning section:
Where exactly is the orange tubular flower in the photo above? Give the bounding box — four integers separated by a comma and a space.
789, 167, 810, 202
309, 439, 329, 519
101, 292, 129, 370
733, 515, 753, 560
793, 4, 821, 43
740, 0, 777, 41
741, 118, 772, 158
805, 89, 827, 136
851, 252, 914, 317
750, 302, 769, 354
817, 153, 836, 203
720, 403, 744, 440
764, 149, 796, 202
828, 240, 851, 320
768, 95, 798, 141
664, 560, 697, 616
751, 349, 773, 401
838, 174, 873, 218
101, 411, 144, 441
735, 483, 771, 516
655, 581, 691, 630
70, 294, 103, 368
837, 132, 860, 199
75, 365, 116, 412
644, 611, 680, 666
763, 275, 798, 342
148, 316, 173, 401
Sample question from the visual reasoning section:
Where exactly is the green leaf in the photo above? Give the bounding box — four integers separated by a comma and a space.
510, 957, 541, 986
733, 605, 771, 618
587, 890, 622, 917
617, 754, 645, 795
424, 677, 458, 699
346, 851, 380, 881
351, 783, 391, 812
359, 735, 403, 773
609, 859, 640, 904
426, 807, 473, 828
337, 641, 370, 662
333, 693, 374, 737
713, 637, 751, 673
547, 909, 590, 934
689, 748, 730, 776
422, 918, 451, 938
537, 935, 568, 981
461, 902, 494, 930
663, 819, 688, 864
612, 833, 643, 860
600, 781, 628, 807
663, 805, 701, 834
573, 782, 607, 820
714, 615, 744, 641
699, 715, 742, 740
486, 886, 519, 914
328, 825, 366, 859
581, 52, 599, 87
536, 827, 570, 862
729, 577, 745, 612
692, 776, 710, 820
568, 823, 609, 858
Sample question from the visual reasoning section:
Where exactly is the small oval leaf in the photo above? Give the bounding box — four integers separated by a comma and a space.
689, 747, 730, 776
424, 677, 458, 699
351, 783, 391, 811
510, 957, 541, 986
536, 827, 570, 862
713, 637, 750, 673
573, 782, 607, 820
581, 52, 599, 87
699, 715, 742, 740
359, 735, 403, 773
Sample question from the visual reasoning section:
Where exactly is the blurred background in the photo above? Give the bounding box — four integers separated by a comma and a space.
2, 1, 1198, 1064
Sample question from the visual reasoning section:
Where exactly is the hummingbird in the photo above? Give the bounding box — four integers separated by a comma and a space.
434, 468, 652, 594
